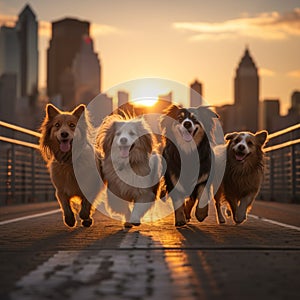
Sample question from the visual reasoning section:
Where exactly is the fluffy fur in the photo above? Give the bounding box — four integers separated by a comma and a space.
214, 130, 268, 224
39, 103, 95, 228
160, 104, 218, 226
95, 114, 162, 228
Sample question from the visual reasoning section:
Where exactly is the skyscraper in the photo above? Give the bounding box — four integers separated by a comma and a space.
190, 79, 203, 107
72, 35, 101, 105
16, 4, 38, 104
47, 18, 90, 109
234, 47, 259, 132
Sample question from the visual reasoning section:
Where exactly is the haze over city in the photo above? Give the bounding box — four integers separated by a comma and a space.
0, 0, 299, 114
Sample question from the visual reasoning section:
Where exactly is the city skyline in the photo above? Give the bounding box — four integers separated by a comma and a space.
0, 0, 299, 114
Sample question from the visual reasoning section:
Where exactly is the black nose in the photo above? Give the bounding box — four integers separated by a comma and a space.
238, 144, 245, 151
120, 137, 128, 145
183, 121, 192, 129
61, 132, 69, 139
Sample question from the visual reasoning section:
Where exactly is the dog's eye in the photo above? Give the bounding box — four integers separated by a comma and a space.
178, 116, 183, 122
247, 141, 253, 146
69, 123, 76, 128
116, 132, 121, 136
129, 131, 135, 136
54, 122, 60, 128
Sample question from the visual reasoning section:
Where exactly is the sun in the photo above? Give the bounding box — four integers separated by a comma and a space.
132, 97, 158, 107
129, 79, 170, 107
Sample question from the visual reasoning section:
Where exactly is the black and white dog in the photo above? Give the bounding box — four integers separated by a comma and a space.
160, 104, 218, 226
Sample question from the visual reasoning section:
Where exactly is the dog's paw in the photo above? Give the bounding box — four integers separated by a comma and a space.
64, 215, 76, 227
124, 222, 133, 228
175, 220, 187, 227
195, 205, 208, 222
82, 218, 93, 227
131, 222, 141, 226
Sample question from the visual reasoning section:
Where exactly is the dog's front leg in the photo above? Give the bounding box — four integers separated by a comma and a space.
234, 194, 255, 224
195, 184, 210, 222
170, 191, 187, 227
56, 191, 75, 227
79, 197, 94, 227
130, 192, 155, 226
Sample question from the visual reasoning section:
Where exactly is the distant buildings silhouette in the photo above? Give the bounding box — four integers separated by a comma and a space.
0, 4, 38, 128
47, 18, 101, 110
0, 4, 299, 134
190, 79, 203, 107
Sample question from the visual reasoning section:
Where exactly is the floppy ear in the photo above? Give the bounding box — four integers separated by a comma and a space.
160, 104, 181, 131
255, 130, 268, 146
72, 104, 85, 119
102, 121, 116, 156
195, 106, 219, 119
225, 132, 238, 141
46, 104, 60, 120
139, 133, 153, 154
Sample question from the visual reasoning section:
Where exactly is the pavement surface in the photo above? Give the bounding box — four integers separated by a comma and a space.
0, 200, 300, 300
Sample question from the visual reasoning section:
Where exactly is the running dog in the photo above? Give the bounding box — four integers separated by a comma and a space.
160, 104, 218, 226
214, 130, 268, 224
39, 103, 95, 228
95, 114, 162, 228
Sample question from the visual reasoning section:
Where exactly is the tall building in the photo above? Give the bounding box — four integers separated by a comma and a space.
190, 79, 203, 107
47, 18, 90, 109
290, 90, 300, 115
0, 4, 38, 128
73, 35, 101, 106
234, 47, 259, 132
117, 91, 129, 108
16, 4, 38, 104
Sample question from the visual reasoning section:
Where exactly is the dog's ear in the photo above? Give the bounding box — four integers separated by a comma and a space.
72, 104, 85, 119
102, 121, 116, 156
255, 130, 268, 147
46, 104, 60, 119
163, 104, 181, 117
194, 106, 219, 119
225, 132, 238, 141
160, 104, 181, 131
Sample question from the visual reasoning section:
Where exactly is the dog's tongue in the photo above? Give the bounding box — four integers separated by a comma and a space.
182, 130, 193, 142
60, 140, 71, 153
235, 153, 246, 161
120, 146, 130, 158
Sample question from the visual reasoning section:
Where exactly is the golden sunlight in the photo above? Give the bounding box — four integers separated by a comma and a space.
129, 79, 170, 107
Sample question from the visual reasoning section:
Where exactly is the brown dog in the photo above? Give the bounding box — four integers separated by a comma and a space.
39, 104, 95, 227
214, 130, 268, 224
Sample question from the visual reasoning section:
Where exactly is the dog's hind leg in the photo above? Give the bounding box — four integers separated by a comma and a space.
57, 192, 76, 227
79, 197, 94, 227
170, 191, 187, 227
184, 197, 195, 222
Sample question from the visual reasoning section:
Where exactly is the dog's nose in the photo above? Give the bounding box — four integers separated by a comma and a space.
120, 137, 128, 145
183, 121, 192, 129
238, 144, 245, 151
61, 132, 69, 139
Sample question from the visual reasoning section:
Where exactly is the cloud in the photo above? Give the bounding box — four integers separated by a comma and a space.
0, 14, 17, 27
173, 8, 300, 41
259, 68, 276, 77
0, 14, 119, 38
286, 69, 300, 78
90, 23, 120, 36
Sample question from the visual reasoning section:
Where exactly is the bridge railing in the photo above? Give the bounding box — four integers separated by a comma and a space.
0, 121, 55, 205
259, 123, 300, 203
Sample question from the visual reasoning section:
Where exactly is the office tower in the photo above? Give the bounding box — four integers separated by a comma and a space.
190, 79, 203, 107
290, 91, 300, 115
118, 91, 129, 107
16, 4, 38, 104
262, 99, 280, 132
234, 47, 259, 132
0, 74, 17, 124
47, 18, 89, 109
73, 35, 101, 105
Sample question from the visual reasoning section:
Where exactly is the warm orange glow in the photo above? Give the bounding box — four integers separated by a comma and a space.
132, 97, 158, 107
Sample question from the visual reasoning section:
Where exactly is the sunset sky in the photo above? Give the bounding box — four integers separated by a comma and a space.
0, 0, 299, 114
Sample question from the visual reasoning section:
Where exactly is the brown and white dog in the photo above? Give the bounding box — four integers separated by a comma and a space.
39, 104, 95, 228
95, 114, 162, 228
214, 130, 268, 224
